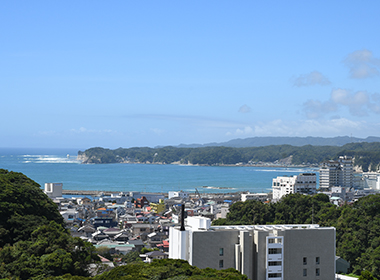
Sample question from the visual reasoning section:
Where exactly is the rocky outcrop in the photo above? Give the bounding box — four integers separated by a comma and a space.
76, 152, 101, 164
77, 152, 89, 163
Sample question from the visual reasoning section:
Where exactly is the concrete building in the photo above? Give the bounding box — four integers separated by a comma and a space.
320, 156, 353, 191
241, 192, 269, 202
272, 173, 317, 201
44, 183, 63, 198
150, 199, 166, 214
168, 191, 189, 200
339, 156, 353, 188
362, 173, 380, 190
169, 216, 335, 280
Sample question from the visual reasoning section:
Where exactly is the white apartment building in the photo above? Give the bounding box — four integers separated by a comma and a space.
44, 183, 63, 198
339, 156, 353, 188
362, 173, 380, 190
169, 216, 335, 280
319, 156, 353, 191
241, 192, 269, 202
272, 173, 317, 201
168, 190, 189, 200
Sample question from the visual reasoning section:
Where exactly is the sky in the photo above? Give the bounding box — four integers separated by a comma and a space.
1, 1, 380, 149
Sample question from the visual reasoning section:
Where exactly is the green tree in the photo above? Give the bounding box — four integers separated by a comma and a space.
0, 169, 64, 247
0, 170, 100, 279
359, 270, 378, 280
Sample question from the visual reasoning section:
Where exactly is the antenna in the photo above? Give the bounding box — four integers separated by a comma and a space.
180, 204, 185, 231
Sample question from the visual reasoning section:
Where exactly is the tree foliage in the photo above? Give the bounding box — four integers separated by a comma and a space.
0, 169, 65, 247
0, 170, 99, 279
94, 259, 247, 280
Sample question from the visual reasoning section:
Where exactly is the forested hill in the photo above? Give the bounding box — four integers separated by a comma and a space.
78, 142, 380, 171
177, 136, 380, 148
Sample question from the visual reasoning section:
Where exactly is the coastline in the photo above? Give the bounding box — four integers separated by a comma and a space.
77, 158, 316, 169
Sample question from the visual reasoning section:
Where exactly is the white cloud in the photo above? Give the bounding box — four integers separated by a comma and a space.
293, 71, 331, 87
343, 49, 380, 79
303, 99, 337, 119
331, 89, 369, 116
253, 120, 290, 136
303, 88, 380, 119
235, 126, 254, 135
369, 93, 380, 113
238, 104, 251, 113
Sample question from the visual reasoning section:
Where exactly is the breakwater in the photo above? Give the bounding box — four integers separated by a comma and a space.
62, 190, 119, 196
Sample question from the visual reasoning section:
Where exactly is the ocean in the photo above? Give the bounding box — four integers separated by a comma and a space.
0, 148, 319, 194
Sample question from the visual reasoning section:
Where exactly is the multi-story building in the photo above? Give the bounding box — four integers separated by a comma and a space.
241, 192, 269, 202
169, 216, 335, 280
319, 156, 353, 191
150, 199, 166, 214
44, 182, 63, 198
272, 173, 317, 201
339, 156, 353, 188
362, 172, 380, 190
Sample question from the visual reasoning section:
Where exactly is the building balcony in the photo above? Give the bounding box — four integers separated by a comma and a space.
267, 265, 282, 273
267, 254, 282, 261
266, 276, 282, 280
268, 243, 282, 248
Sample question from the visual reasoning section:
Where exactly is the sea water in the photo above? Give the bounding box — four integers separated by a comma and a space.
0, 148, 319, 194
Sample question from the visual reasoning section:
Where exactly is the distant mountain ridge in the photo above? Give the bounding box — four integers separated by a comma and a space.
176, 136, 380, 148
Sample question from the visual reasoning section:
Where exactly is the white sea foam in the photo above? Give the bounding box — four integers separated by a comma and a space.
21, 154, 80, 164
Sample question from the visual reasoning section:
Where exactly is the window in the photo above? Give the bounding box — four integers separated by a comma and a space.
316, 257, 320, 265
268, 273, 282, 278
268, 238, 282, 244
268, 248, 282, 254
219, 260, 223, 268
303, 269, 307, 276
268, 261, 282, 266
303, 257, 307, 265
219, 248, 224, 256
316, 268, 320, 276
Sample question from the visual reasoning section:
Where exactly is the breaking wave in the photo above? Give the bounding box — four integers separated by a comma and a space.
20, 154, 80, 164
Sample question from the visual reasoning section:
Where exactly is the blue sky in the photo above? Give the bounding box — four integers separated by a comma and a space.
1, 1, 380, 149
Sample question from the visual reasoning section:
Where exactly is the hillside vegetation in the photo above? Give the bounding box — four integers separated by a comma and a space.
0, 169, 99, 279
212, 193, 380, 277
78, 142, 380, 171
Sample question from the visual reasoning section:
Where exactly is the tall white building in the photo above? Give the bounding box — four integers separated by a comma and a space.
44, 183, 63, 198
272, 173, 317, 201
362, 173, 380, 190
319, 156, 353, 191
169, 216, 335, 280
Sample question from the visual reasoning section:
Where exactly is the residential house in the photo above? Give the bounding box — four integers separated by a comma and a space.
140, 251, 168, 263
135, 196, 150, 208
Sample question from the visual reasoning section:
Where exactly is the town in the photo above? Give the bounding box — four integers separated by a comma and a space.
43, 155, 380, 279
